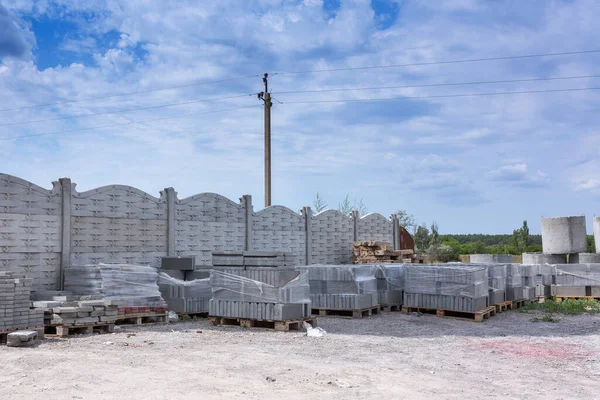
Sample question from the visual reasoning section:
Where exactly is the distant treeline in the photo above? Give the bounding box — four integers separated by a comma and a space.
440, 234, 542, 246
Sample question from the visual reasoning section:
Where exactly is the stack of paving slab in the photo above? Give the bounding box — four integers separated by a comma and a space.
551, 263, 600, 297
404, 265, 489, 313
158, 272, 211, 313
212, 251, 298, 269
372, 264, 405, 306
209, 268, 311, 320
295, 265, 379, 310
32, 293, 119, 327
64, 264, 167, 309
0, 271, 44, 332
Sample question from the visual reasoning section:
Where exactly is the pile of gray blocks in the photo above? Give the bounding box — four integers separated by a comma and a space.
470, 254, 512, 263
551, 263, 600, 297
212, 251, 298, 268
296, 264, 378, 310
404, 265, 489, 313
33, 294, 119, 326
158, 272, 211, 313
0, 271, 44, 331
372, 264, 405, 306
209, 268, 311, 320
64, 264, 166, 308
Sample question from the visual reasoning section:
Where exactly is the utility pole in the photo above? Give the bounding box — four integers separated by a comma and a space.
258, 73, 272, 207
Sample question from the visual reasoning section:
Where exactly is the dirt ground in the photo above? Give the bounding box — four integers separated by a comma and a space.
1, 310, 600, 400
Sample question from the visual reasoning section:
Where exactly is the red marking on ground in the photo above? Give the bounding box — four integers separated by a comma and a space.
480, 340, 593, 360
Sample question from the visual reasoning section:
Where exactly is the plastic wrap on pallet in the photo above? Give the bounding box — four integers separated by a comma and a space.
296, 265, 378, 294
404, 265, 488, 298
371, 264, 405, 290
552, 263, 600, 286
158, 272, 211, 299
65, 264, 166, 307
211, 270, 310, 304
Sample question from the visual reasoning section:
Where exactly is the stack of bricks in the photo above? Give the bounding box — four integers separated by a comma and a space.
33, 297, 119, 327
353, 241, 414, 264
0, 271, 44, 332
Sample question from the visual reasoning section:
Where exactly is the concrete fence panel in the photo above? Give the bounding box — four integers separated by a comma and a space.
311, 210, 354, 264
251, 206, 306, 259
358, 213, 394, 244
0, 174, 62, 290
175, 192, 246, 266
70, 184, 168, 268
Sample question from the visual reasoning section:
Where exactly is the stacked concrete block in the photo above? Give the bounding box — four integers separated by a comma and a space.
470, 254, 512, 264
209, 269, 311, 320
541, 216, 587, 258
296, 265, 378, 310
212, 251, 298, 268
505, 264, 524, 301
64, 264, 166, 308
577, 253, 600, 263
487, 264, 507, 305
522, 253, 567, 265
158, 272, 211, 313
551, 264, 600, 297
404, 265, 489, 313
32, 295, 119, 326
0, 271, 43, 331
372, 264, 405, 306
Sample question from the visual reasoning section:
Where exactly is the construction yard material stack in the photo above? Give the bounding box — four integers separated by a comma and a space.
505, 264, 524, 301
64, 264, 167, 323
372, 264, 405, 308
552, 264, 600, 299
0, 271, 44, 333
212, 251, 298, 269
353, 241, 415, 263
296, 264, 379, 313
209, 268, 311, 321
158, 272, 211, 313
404, 265, 489, 313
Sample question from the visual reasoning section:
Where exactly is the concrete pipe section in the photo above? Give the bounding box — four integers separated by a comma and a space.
577, 253, 600, 263
522, 252, 567, 265
470, 254, 513, 263
541, 216, 587, 254
594, 216, 600, 253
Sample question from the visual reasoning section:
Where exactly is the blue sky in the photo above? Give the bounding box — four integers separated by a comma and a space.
0, 0, 599, 234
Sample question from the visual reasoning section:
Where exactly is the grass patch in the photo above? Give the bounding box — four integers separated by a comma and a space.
519, 299, 600, 315
530, 315, 561, 323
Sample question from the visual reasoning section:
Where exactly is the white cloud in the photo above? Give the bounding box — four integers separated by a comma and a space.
575, 179, 600, 192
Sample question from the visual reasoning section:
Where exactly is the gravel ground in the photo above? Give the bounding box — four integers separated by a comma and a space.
1, 309, 599, 399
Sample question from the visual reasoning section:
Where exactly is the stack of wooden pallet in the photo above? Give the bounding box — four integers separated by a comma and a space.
353, 241, 415, 264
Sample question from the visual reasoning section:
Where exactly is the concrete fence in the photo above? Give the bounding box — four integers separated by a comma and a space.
0, 173, 400, 291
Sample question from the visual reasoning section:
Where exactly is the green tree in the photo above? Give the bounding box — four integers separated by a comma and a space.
338, 195, 352, 216
428, 243, 455, 263
396, 209, 417, 232
313, 192, 328, 213
588, 235, 596, 253
520, 220, 530, 248
430, 221, 440, 247
414, 224, 430, 253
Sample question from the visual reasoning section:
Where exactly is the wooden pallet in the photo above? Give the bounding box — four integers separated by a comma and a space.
44, 323, 114, 338
536, 296, 546, 304
379, 304, 402, 312
494, 301, 512, 313
177, 311, 209, 319
509, 299, 533, 310
555, 296, 600, 303
116, 312, 168, 326
312, 306, 380, 318
0, 326, 45, 344
208, 316, 317, 332
401, 305, 497, 322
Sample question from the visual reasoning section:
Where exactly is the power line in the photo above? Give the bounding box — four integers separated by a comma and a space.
271, 74, 600, 95
279, 87, 600, 104
0, 74, 260, 113
0, 104, 261, 142
274, 49, 600, 75
0, 93, 257, 127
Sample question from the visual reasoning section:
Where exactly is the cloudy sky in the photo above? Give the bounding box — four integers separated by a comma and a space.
0, 0, 599, 234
